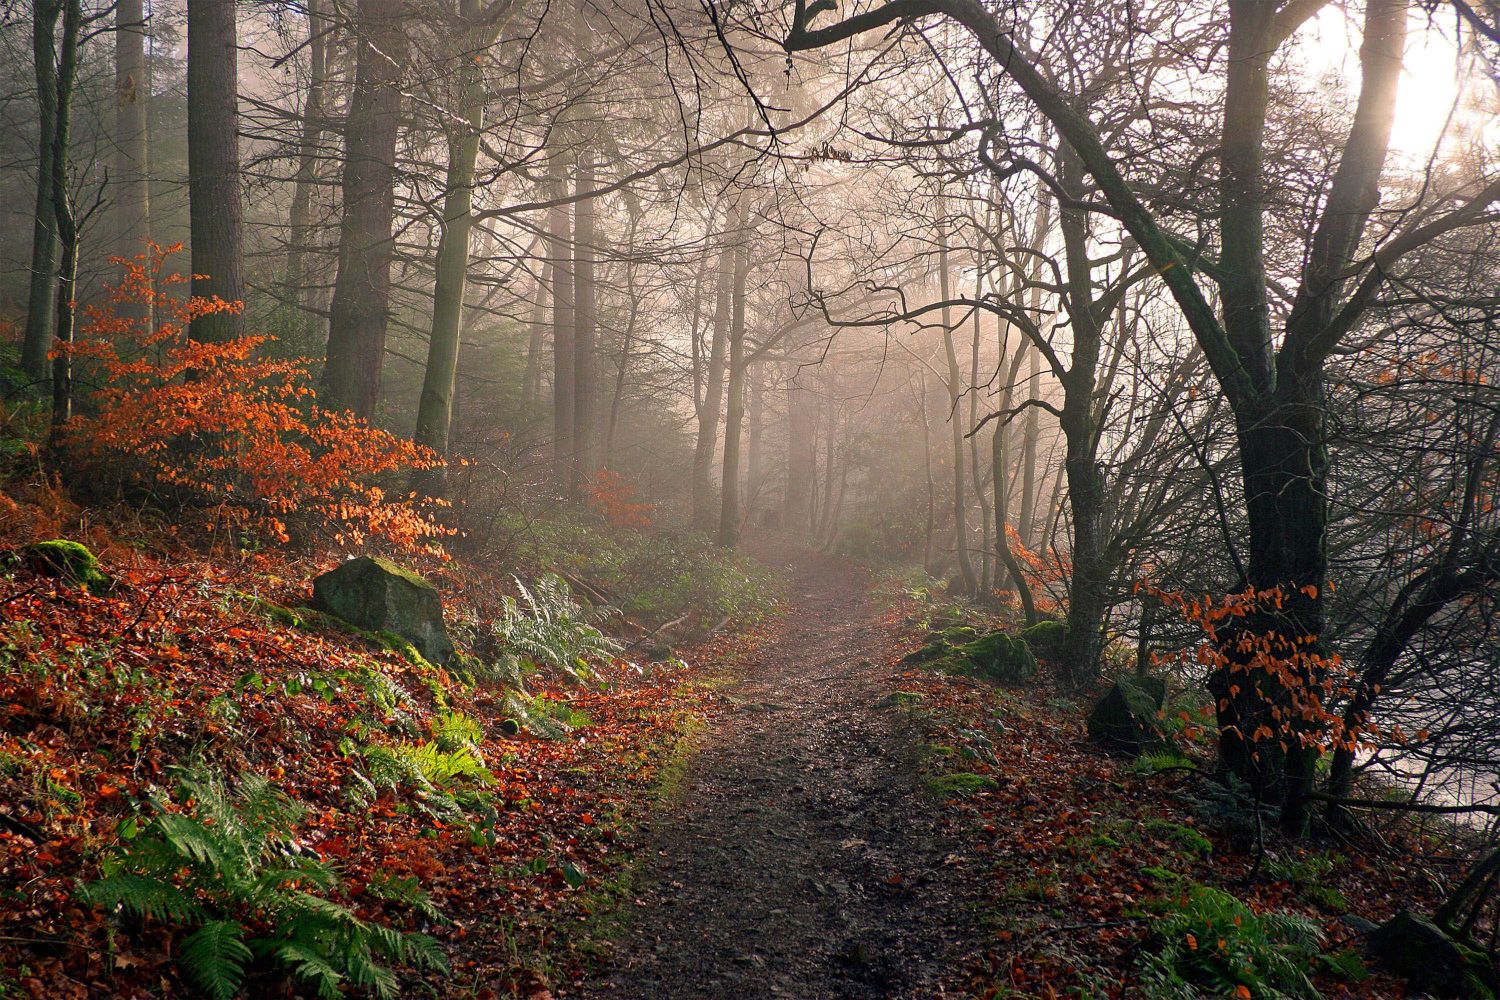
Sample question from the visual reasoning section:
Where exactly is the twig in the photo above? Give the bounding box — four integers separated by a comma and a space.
0, 810, 45, 842
1306, 793, 1500, 816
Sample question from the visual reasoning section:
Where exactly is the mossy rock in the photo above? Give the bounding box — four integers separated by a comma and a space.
904, 630, 1038, 687
1019, 619, 1068, 661
930, 624, 980, 645
1370, 910, 1498, 998
312, 556, 454, 666
1086, 675, 1167, 755
23, 539, 110, 594
955, 632, 1038, 686
899, 639, 952, 666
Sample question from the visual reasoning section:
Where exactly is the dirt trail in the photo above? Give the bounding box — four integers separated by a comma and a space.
575, 542, 974, 999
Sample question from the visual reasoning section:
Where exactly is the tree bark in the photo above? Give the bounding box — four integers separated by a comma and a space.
282, 0, 329, 318
691, 234, 733, 529
969, 263, 993, 592
114, 0, 150, 317
413, 0, 493, 496
22, 0, 62, 384
717, 240, 750, 547
745, 360, 764, 522
918, 370, 936, 574
938, 204, 977, 596
323, 0, 407, 416
522, 274, 547, 411
46, 0, 82, 433
547, 149, 575, 489
1055, 148, 1111, 689
571, 145, 598, 495
186, 0, 245, 343
993, 331, 1038, 625
1019, 345, 1040, 546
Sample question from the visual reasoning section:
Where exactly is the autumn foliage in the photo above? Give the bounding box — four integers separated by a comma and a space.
1137, 580, 1416, 758
586, 468, 654, 531
63, 246, 444, 550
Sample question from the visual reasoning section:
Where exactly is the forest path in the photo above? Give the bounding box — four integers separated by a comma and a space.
573, 539, 973, 999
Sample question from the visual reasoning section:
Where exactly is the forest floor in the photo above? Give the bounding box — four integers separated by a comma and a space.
0, 471, 1462, 999
575, 537, 977, 999
573, 537, 1453, 1000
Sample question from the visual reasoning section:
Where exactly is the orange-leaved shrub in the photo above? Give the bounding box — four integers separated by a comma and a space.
1136, 579, 1424, 756
64, 245, 445, 551
586, 468, 654, 531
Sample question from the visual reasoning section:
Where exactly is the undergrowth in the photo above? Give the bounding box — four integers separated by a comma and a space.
487, 509, 780, 630
79, 764, 447, 1000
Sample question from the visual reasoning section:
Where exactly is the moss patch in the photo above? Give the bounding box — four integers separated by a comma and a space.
226, 590, 305, 628
1142, 819, 1213, 858
902, 630, 1038, 687
926, 771, 998, 798
1019, 619, 1068, 660
22, 539, 110, 594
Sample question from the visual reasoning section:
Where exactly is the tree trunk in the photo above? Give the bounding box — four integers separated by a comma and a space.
691, 236, 733, 529
114, 0, 150, 319
283, 0, 329, 318
547, 150, 575, 489
1059, 416, 1109, 689
1055, 150, 1111, 689
604, 210, 645, 465
717, 241, 750, 547
46, 0, 82, 434
784, 367, 816, 534
22, 0, 62, 385
1212, 387, 1330, 832
324, 0, 406, 416
938, 208, 977, 597
1019, 346, 1040, 546
745, 360, 763, 522
571, 145, 598, 496
918, 370, 936, 575
993, 338, 1038, 625
186, 0, 245, 343
522, 274, 546, 411
969, 265, 993, 592
412, 3, 487, 497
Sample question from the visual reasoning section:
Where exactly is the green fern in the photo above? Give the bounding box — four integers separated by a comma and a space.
361, 740, 493, 794
1138, 882, 1323, 999
368, 872, 442, 920
179, 921, 251, 1000
432, 710, 484, 755
490, 574, 619, 680
81, 872, 201, 923
502, 691, 591, 741
79, 764, 447, 998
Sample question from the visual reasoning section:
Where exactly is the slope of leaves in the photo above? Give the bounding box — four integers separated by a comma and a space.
876, 593, 1466, 999
0, 486, 717, 998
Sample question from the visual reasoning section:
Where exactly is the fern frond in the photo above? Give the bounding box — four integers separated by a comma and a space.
367, 872, 442, 920
154, 814, 232, 874
337, 936, 399, 999
179, 920, 251, 1000
287, 891, 365, 929
264, 941, 344, 1000
400, 931, 450, 973
79, 873, 202, 923
251, 857, 339, 900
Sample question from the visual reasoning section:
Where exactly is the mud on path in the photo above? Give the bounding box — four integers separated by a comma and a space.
574, 542, 976, 999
